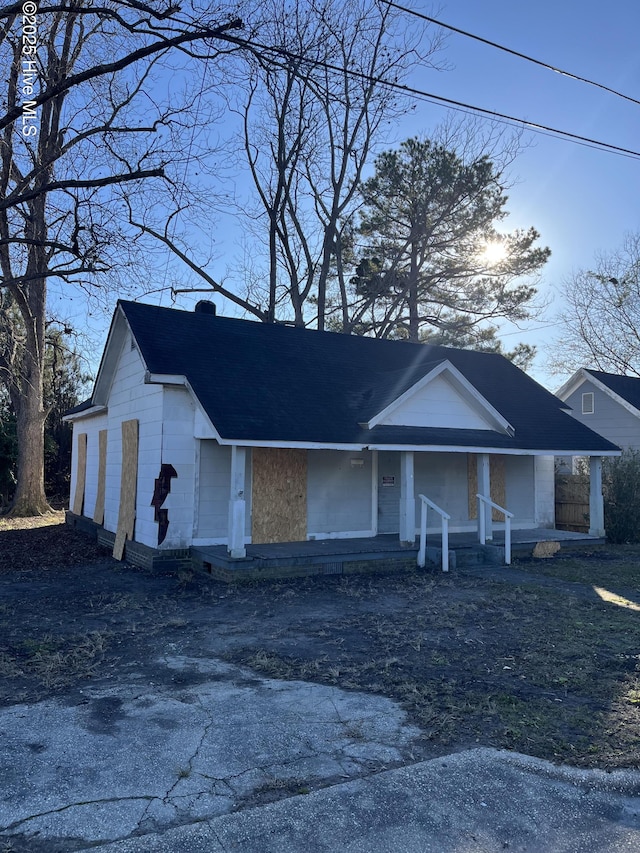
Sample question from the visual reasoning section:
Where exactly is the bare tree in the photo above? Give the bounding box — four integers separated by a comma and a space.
550, 233, 640, 377
228, 0, 441, 327
0, 0, 241, 514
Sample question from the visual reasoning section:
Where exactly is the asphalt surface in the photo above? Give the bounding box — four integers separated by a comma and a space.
1, 652, 640, 852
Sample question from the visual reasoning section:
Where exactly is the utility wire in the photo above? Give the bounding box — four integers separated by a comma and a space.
384, 0, 640, 109
228, 34, 640, 160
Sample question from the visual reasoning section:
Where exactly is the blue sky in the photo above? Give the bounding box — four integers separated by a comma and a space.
61, 1, 640, 390
396, 0, 640, 383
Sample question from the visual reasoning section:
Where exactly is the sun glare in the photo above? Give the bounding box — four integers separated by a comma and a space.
480, 239, 507, 267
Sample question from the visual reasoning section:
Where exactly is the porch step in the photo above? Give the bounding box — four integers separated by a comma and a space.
425, 543, 506, 570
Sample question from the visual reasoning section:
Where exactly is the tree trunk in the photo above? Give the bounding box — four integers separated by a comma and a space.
10, 382, 51, 516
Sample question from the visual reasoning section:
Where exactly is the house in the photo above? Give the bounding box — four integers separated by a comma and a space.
65, 301, 619, 576
557, 368, 640, 452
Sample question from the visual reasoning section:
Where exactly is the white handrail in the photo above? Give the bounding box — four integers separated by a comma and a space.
418, 494, 451, 572
476, 494, 514, 565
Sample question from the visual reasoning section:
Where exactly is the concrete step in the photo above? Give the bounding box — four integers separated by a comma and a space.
425, 543, 507, 570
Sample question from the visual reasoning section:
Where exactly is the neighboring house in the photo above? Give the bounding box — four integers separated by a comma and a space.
556, 369, 640, 451
65, 301, 619, 570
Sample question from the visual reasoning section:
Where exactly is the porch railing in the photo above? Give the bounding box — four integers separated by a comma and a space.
476, 494, 514, 565
417, 494, 451, 572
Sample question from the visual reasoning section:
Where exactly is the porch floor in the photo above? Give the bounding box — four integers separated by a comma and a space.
192, 528, 604, 580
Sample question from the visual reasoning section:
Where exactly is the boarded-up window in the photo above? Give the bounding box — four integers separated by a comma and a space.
252, 448, 307, 544
468, 454, 506, 521
93, 429, 107, 525
72, 433, 87, 516
113, 420, 138, 560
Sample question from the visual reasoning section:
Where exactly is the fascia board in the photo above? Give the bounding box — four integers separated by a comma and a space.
62, 405, 107, 423
92, 306, 142, 405
364, 443, 621, 456
555, 369, 589, 404
144, 373, 224, 442
214, 438, 367, 450
366, 360, 514, 435
145, 372, 188, 386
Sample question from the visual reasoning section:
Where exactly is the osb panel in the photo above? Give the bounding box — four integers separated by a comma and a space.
93, 429, 107, 525
252, 448, 307, 544
467, 454, 506, 521
113, 420, 138, 560
72, 434, 87, 516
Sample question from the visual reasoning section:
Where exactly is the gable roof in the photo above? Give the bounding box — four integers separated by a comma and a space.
87, 301, 619, 454
364, 359, 514, 435
557, 368, 640, 420
584, 370, 640, 413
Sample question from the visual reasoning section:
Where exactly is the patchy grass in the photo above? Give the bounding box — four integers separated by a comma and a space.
225, 559, 640, 771
1, 516, 639, 771
0, 510, 66, 531
529, 545, 640, 592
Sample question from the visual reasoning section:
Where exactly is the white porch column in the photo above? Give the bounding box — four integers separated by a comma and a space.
228, 446, 247, 558
399, 450, 416, 546
477, 453, 492, 541
589, 456, 605, 537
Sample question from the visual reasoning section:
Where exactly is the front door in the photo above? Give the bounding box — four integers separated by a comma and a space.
377, 451, 400, 534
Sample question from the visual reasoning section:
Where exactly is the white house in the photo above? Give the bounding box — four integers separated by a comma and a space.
65, 301, 619, 575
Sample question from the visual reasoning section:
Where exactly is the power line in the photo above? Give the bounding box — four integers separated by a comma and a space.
384, 0, 640, 110
228, 34, 640, 160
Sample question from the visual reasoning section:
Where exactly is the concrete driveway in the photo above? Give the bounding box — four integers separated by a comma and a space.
2, 651, 640, 852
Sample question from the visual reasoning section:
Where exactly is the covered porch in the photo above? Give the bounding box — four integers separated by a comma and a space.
220, 446, 608, 570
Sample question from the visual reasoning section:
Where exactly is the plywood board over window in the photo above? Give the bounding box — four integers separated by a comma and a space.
113, 419, 138, 560
93, 429, 107, 525
252, 448, 307, 544
72, 433, 87, 516
468, 454, 506, 520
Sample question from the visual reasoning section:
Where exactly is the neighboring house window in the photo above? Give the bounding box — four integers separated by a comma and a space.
582, 392, 594, 414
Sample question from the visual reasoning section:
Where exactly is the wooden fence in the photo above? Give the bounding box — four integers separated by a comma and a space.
555, 474, 590, 532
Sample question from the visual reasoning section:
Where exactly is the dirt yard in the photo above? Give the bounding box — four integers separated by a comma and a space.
1, 514, 639, 772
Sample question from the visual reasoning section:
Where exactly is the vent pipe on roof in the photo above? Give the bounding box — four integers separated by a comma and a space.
195, 300, 217, 316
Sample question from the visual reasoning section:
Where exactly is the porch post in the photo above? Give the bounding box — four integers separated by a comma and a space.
228, 446, 247, 558
589, 455, 605, 537
399, 450, 416, 546
477, 453, 492, 541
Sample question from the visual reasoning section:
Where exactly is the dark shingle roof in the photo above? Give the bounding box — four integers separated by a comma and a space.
115, 301, 618, 453
585, 369, 640, 412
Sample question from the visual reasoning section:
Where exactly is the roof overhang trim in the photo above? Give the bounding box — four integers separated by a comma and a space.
557, 369, 640, 420
62, 404, 108, 423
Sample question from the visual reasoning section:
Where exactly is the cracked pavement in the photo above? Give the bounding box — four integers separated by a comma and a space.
0, 655, 422, 851
3, 653, 640, 853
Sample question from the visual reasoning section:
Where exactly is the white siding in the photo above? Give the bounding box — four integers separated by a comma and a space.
307, 450, 374, 538
195, 441, 252, 542
534, 456, 555, 527
103, 336, 163, 548
414, 453, 470, 531
505, 456, 535, 523
380, 374, 493, 430
158, 386, 197, 549
414, 453, 537, 533
69, 413, 107, 519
